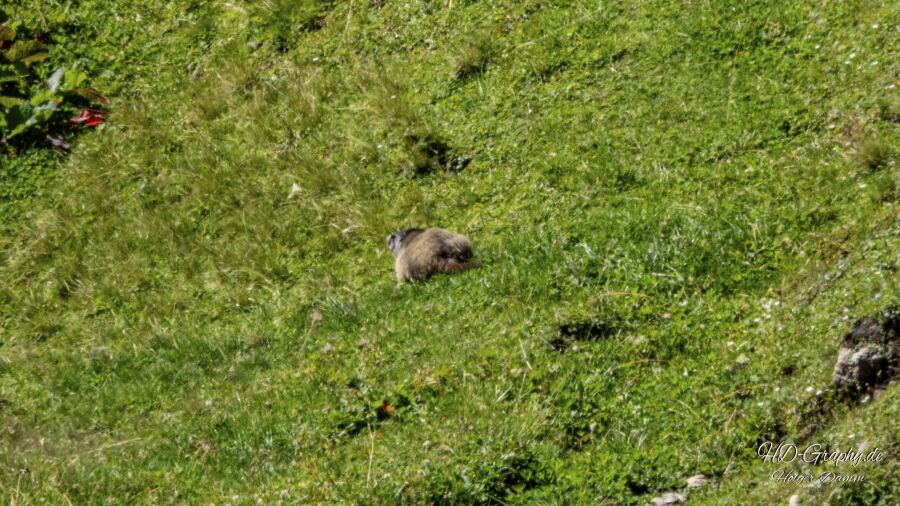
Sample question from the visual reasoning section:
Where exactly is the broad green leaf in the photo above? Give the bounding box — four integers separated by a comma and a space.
0, 95, 22, 108
0, 64, 21, 83
22, 52, 49, 66
1, 103, 29, 138
63, 67, 88, 89
29, 88, 56, 105
3, 40, 49, 67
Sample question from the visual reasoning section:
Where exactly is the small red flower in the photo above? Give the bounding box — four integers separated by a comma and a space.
70, 108, 105, 127
374, 399, 396, 420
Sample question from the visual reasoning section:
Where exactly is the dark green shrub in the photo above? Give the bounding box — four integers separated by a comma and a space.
0, 10, 104, 149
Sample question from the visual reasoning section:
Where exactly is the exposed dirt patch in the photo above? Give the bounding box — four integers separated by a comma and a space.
551, 321, 619, 351
403, 132, 471, 175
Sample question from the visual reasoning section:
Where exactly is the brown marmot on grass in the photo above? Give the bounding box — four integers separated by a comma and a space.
386, 227, 479, 282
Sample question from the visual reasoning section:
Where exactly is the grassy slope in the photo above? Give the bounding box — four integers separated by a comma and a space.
0, 0, 218, 237
1, 0, 898, 504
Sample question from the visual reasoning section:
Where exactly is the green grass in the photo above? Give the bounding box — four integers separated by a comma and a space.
1, 0, 898, 504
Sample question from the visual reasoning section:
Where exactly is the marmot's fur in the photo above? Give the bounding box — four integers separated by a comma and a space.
386, 227, 479, 282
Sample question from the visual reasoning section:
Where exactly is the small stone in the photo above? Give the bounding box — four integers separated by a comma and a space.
627, 334, 647, 346
788, 494, 800, 506
832, 345, 888, 389
288, 183, 302, 199
651, 491, 685, 505
685, 474, 708, 488
830, 311, 900, 395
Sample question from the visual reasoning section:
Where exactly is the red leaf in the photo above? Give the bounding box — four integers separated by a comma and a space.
70, 108, 105, 128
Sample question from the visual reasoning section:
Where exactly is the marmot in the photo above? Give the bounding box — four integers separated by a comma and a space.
386, 227, 479, 282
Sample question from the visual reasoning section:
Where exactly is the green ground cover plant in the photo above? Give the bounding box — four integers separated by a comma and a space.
0, 10, 105, 148
1, 0, 898, 504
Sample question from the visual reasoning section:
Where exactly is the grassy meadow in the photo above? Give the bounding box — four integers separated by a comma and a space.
1, 0, 898, 504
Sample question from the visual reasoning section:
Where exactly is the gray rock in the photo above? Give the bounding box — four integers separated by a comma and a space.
831, 312, 899, 391
832, 345, 888, 388
685, 474, 708, 488
650, 492, 685, 505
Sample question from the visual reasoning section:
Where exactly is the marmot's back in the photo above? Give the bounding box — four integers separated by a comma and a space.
391, 228, 477, 282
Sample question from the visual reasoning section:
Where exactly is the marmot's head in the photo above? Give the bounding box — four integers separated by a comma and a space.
386, 230, 406, 255
387, 228, 425, 255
